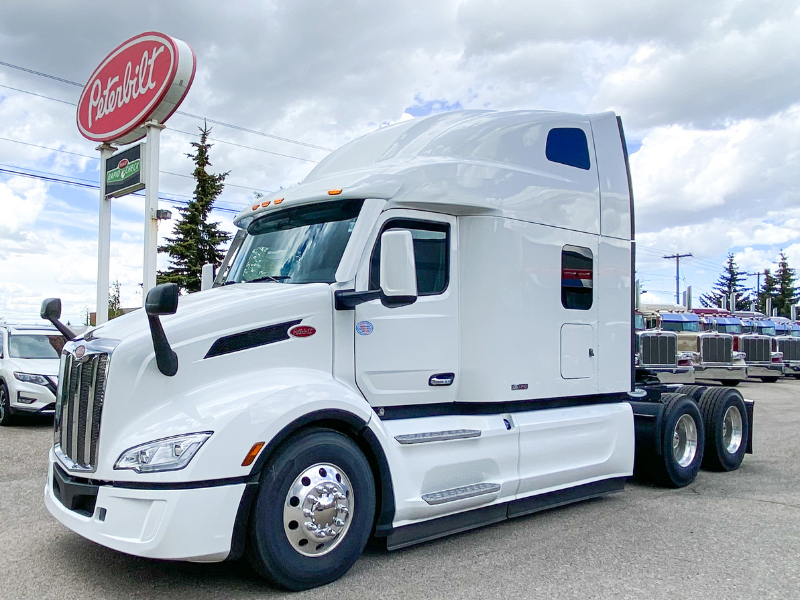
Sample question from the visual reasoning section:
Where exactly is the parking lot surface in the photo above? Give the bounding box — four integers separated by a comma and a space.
0, 380, 798, 600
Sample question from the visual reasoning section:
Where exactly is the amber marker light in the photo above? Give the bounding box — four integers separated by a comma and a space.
328, 189, 343, 195
261, 201, 270, 207
251, 204, 259, 210
242, 442, 266, 466
274, 198, 284, 204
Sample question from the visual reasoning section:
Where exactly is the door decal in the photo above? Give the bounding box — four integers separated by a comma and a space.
356, 321, 374, 336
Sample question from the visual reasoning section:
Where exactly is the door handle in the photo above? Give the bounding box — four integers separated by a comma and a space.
429, 373, 455, 386
589, 348, 595, 357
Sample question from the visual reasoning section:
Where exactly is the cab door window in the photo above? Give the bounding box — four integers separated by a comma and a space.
369, 220, 449, 296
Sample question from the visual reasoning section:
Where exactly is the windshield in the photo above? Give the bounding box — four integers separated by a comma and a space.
9, 334, 64, 359
661, 321, 701, 333
634, 314, 645, 331
227, 200, 364, 285
717, 324, 742, 334
758, 326, 776, 336
793, 330, 800, 338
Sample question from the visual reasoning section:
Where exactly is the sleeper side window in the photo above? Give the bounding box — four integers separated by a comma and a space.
546, 128, 591, 170
369, 220, 449, 296
561, 245, 593, 310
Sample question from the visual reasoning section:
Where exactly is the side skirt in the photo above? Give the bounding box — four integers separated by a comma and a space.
386, 477, 626, 551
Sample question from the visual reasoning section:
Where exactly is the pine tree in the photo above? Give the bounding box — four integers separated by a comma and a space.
698, 253, 751, 311
773, 251, 797, 317
158, 124, 231, 292
758, 268, 777, 314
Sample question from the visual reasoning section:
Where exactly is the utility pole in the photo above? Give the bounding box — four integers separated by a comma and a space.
663, 253, 692, 304
744, 272, 761, 312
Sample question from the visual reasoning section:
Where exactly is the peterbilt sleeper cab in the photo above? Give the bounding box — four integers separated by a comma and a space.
772, 319, 800, 378
738, 318, 784, 382
43, 110, 754, 591
634, 311, 694, 384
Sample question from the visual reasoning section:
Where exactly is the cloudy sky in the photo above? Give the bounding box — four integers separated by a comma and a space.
1, 0, 799, 323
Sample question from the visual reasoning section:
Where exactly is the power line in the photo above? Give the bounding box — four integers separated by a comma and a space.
0, 135, 270, 195
0, 84, 319, 164
0, 60, 333, 151
0, 165, 241, 214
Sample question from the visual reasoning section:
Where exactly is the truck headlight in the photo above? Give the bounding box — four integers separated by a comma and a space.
114, 432, 213, 473
13, 372, 49, 386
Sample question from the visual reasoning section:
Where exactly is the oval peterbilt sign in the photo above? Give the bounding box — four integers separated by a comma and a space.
77, 32, 196, 145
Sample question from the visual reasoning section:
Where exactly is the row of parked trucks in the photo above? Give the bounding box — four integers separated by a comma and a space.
635, 304, 799, 385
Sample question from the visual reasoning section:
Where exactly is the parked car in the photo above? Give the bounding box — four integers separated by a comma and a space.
0, 322, 64, 424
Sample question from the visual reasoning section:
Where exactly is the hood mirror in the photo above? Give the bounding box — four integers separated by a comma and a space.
40, 298, 75, 340
145, 284, 179, 376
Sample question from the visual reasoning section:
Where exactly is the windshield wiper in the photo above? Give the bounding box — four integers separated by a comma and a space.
243, 275, 292, 284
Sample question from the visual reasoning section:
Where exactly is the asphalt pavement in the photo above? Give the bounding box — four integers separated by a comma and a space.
0, 380, 798, 599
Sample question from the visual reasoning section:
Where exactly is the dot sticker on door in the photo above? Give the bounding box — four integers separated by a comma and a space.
356, 321, 374, 336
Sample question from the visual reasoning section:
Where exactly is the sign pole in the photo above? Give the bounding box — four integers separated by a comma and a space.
142, 120, 165, 304
96, 142, 117, 325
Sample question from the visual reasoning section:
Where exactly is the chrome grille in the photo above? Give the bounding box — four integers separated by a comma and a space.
640, 333, 677, 366
55, 350, 108, 471
741, 337, 770, 363
778, 338, 800, 361
700, 336, 733, 364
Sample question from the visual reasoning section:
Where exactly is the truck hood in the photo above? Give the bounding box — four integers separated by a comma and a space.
65, 282, 335, 479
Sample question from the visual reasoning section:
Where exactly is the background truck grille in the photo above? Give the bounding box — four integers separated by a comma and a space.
701, 336, 733, 363
741, 337, 770, 363
640, 333, 677, 366
778, 338, 800, 361
55, 351, 108, 470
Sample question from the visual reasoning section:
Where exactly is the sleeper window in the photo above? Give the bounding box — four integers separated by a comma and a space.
369, 220, 449, 296
546, 128, 591, 170
561, 245, 593, 310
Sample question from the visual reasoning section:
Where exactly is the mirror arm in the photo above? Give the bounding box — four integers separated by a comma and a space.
334, 289, 416, 310
147, 314, 178, 376
48, 318, 75, 341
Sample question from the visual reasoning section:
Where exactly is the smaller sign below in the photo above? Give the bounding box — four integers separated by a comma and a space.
105, 142, 146, 198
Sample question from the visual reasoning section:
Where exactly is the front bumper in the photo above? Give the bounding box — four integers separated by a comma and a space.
693, 365, 748, 382
44, 451, 245, 562
8, 380, 56, 414
645, 366, 695, 384
746, 363, 785, 378
782, 361, 800, 376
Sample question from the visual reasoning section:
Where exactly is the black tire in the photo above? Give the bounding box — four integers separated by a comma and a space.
650, 393, 705, 488
719, 380, 740, 387
697, 387, 749, 471
675, 385, 710, 401
246, 427, 376, 591
760, 377, 779, 383
0, 382, 13, 426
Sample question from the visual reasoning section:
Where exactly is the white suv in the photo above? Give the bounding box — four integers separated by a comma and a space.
0, 323, 64, 425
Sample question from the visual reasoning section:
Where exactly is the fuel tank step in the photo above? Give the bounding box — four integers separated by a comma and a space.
394, 429, 481, 445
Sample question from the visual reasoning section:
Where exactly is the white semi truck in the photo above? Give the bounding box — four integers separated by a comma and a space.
41, 110, 754, 591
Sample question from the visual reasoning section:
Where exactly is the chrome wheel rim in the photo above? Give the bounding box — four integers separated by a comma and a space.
722, 405, 743, 454
283, 463, 353, 557
673, 414, 698, 468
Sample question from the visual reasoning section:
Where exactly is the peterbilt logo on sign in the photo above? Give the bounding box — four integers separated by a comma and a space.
77, 32, 196, 145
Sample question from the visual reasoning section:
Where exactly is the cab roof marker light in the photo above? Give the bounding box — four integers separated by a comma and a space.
242, 442, 265, 466
274, 198, 284, 204
261, 201, 270, 207
328, 189, 343, 195
251, 204, 259, 211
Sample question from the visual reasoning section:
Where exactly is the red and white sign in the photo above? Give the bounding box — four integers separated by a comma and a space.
77, 32, 196, 145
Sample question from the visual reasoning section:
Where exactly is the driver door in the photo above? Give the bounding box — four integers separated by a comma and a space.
354, 211, 458, 407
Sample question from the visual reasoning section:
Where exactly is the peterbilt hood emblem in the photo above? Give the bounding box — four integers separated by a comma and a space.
75, 345, 86, 358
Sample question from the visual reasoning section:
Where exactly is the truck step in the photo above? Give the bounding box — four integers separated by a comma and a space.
422, 483, 501, 505
394, 429, 481, 445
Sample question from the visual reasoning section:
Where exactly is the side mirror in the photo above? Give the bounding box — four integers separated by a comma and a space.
145, 283, 179, 316
40, 297, 75, 340
379, 230, 417, 308
145, 284, 179, 376
200, 263, 215, 292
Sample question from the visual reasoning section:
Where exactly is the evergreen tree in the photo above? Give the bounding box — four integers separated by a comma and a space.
698, 253, 751, 311
773, 251, 797, 317
158, 125, 231, 292
758, 268, 777, 314
108, 279, 123, 319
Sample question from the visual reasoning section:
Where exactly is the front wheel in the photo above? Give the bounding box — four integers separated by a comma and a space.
760, 377, 779, 383
246, 428, 376, 591
0, 382, 13, 426
719, 380, 740, 387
